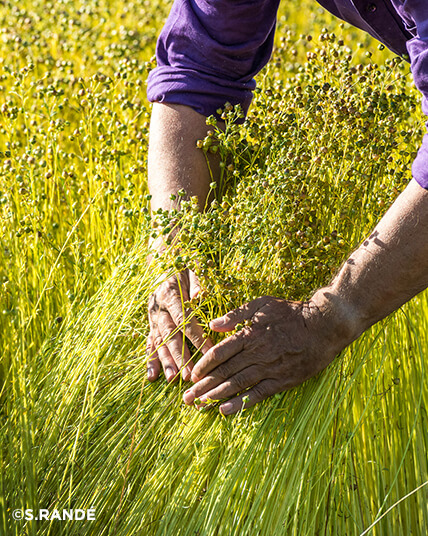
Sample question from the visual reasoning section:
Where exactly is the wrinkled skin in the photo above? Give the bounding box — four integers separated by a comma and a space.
146, 268, 214, 382
182, 295, 345, 415
146, 100, 428, 416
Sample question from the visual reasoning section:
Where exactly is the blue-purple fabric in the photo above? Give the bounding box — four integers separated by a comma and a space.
147, 1, 428, 189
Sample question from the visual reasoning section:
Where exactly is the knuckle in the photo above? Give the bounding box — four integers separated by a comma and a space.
172, 353, 184, 365
159, 323, 175, 340
231, 373, 249, 392
215, 361, 233, 380
171, 307, 184, 325
157, 311, 172, 327
148, 295, 162, 316
165, 296, 182, 314
159, 328, 170, 341
251, 311, 267, 327
210, 346, 224, 363
252, 382, 269, 400
153, 335, 163, 348
243, 332, 259, 352
165, 277, 178, 291
147, 353, 159, 365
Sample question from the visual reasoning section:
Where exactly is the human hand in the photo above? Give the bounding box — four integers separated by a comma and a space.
183, 293, 354, 415
147, 268, 214, 382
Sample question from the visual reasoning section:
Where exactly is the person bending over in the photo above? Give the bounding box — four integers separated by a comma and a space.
145, 0, 428, 416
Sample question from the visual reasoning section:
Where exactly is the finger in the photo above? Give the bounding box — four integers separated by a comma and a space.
186, 270, 216, 348
148, 294, 179, 382
146, 332, 161, 381
191, 333, 245, 382
209, 297, 266, 332
167, 298, 214, 355
158, 310, 193, 380
219, 380, 281, 416
189, 270, 201, 300
183, 352, 250, 404
153, 327, 179, 382
149, 277, 194, 369
193, 365, 263, 407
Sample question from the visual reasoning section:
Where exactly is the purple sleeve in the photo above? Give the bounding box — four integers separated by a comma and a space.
146, 0, 280, 117
399, 0, 428, 189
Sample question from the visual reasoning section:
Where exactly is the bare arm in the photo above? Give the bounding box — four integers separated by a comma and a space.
320, 178, 428, 339
146, 103, 219, 382
184, 179, 428, 414
148, 103, 218, 212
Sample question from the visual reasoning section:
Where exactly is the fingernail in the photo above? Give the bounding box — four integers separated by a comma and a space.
183, 389, 195, 404
147, 368, 154, 381
220, 402, 233, 415
165, 367, 175, 382
190, 372, 200, 383
182, 367, 191, 381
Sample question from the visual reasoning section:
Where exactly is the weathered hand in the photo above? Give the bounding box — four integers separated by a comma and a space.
147, 268, 214, 382
183, 294, 350, 415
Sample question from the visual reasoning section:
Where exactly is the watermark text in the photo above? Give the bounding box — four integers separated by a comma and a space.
12, 509, 96, 521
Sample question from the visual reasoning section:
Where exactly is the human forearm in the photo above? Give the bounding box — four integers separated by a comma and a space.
146, 103, 218, 382
184, 179, 428, 414
148, 102, 219, 213
313, 179, 428, 346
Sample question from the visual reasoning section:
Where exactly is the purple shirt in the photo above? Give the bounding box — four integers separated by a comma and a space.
147, 1, 428, 189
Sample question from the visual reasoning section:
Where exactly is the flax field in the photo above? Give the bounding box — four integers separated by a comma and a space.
1, 0, 427, 535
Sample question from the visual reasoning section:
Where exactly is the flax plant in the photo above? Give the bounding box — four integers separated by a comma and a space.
1, 1, 427, 535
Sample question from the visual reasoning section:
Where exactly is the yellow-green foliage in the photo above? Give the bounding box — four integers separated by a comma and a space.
1, 1, 427, 535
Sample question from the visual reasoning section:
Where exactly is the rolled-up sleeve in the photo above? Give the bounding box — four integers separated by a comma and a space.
402, 0, 428, 189
147, 0, 280, 117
